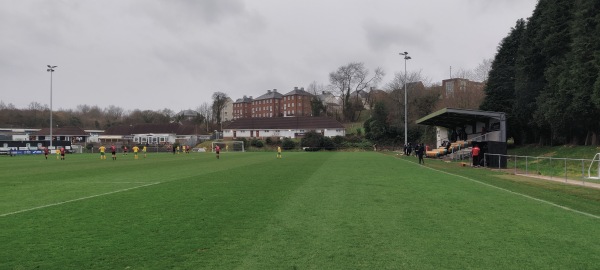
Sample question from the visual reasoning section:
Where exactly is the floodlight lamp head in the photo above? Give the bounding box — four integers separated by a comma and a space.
406, 56, 412, 60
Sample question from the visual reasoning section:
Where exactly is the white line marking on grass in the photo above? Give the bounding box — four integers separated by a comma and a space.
0, 182, 161, 218
400, 158, 600, 220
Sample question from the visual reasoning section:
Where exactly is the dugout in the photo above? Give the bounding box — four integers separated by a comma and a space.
416, 108, 507, 168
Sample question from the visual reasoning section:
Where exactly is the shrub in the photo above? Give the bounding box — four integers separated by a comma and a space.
282, 138, 296, 150
250, 139, 264, 148
322, 137, 336, 150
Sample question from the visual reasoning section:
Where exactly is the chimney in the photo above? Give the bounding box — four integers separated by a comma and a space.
273, 89, 277, 92
249, 96, 252, 99
301, 87, 304, 91
294, 86, 298, 90
268, 90, 271, 93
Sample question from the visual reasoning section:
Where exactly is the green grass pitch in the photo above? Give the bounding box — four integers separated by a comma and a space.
1, 152, 599, 269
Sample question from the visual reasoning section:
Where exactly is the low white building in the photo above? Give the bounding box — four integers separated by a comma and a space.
224, 116, 345, 139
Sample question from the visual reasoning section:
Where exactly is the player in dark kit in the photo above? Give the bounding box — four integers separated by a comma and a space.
111, 144, 117, 160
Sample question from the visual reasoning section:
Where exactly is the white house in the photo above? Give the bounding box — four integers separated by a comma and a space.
224, 116, 345, 139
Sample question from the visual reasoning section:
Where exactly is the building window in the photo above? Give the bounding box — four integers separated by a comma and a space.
446, 81, 454, 96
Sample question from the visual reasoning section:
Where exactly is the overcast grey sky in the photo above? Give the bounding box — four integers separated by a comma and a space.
1, 0, 537, 112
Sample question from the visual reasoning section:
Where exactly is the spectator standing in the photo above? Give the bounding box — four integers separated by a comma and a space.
417, 143, 425, 165
472, 144, 481, 167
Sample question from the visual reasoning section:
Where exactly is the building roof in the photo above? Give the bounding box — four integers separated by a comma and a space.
255, 89, 283, 100
284, 87, 313, 97
225, 117, 344, 130
178, 109, 199, 117
32, 127, 87, 136
416, 108, 506, 129
104, 123, 200, 136
235, 96, 254, 103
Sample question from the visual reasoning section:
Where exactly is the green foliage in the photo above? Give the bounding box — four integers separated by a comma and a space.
322, 136, 335, 150
485, 0, 600, 145
300, 131, 324, 149
364, 102, 394, 143
480, 19, 525, 141
310, 96, 326, 117
250, 139, 264, 148
281, 137, 296, 150
355, 128, 362, 136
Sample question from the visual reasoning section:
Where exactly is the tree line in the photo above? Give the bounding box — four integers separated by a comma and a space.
481, 0, 600, 145
0, 94, 228, 133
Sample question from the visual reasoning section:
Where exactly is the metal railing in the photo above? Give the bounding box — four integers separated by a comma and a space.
484, 153, 600, 186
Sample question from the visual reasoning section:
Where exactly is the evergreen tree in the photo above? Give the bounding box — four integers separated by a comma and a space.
513, 0, 549, 144
364, 101, 389, 141
480, 19, 525, 141
533, 0, 574, 145
561, 0, 600, 144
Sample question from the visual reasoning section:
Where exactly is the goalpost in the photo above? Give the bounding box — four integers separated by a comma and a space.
211, 141, 245, 152
587, 153, 600, 179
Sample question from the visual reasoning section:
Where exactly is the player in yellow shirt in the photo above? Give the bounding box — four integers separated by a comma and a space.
99, 145, 106, 160
132, 145, 139, 159
142, 145, 147, 158
55, 148, 60, 160
277, 146, 282, 159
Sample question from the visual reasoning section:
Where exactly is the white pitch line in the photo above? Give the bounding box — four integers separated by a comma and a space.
400, 158, 600, 220
0, 182, 161, 217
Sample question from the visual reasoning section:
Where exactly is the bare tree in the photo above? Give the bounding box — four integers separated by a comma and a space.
329, 62, 384, 122
473, 58, 493, 82
211, 92, 229, 124
451, 67, 475, 81
433, 82, 485, 111
197, 102, 213, 132
385, 70, 430, 126
450, 58, 493, 82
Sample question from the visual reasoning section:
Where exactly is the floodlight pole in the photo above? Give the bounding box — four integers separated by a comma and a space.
47, 65, 57, 148
399, 52, 411, 145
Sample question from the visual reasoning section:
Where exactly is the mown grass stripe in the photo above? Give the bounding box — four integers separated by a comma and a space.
399, 158, 600, 219
0, 182, 161, 217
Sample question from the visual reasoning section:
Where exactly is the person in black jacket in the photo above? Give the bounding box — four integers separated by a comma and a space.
417, 143, 425, 164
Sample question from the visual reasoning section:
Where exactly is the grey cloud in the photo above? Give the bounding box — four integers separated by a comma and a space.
362, 19, 433, 51
134, 0, 249, 32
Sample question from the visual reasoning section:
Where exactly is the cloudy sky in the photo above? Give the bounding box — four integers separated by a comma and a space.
1, 0, 537, 112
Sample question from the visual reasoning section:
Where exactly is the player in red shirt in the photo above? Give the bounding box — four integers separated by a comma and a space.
43, 146, 49, 160
111, 144, 117, 160
60, 147, 66, 160
215, 145, 220, 159
472, 144, 481, 167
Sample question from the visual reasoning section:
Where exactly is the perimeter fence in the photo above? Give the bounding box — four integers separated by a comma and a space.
484, 153, 600, 186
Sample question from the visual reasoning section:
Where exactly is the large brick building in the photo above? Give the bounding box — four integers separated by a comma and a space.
252, 89, 283, 118
233, 87, 317, 119
282, 87, 313, 117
